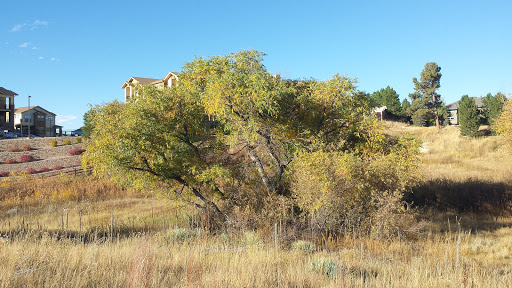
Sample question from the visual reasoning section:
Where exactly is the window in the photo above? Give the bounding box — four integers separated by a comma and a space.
24, 114, 30, 122
37, 115, 44, 121
47, 116, 53, 121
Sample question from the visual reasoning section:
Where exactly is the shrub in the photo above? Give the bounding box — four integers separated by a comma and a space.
68, 148, 86, 156
0, 171, 10, 177
291, 240, 316, 253
311, 258, 339, 277
289, 135, 420, 238
50, 140, 58, 147
64, 139, 71, 145
19, 154, 35, 163
26, 168, 37, 175
7, 146, 21, 152
240, 231, 263, 247
5, 158, 17, 164
39, 167, 51, 173
166, 228, 197, 243
52, 165, 64, 170
21, 144, 32, 151
75, 137, 82, 144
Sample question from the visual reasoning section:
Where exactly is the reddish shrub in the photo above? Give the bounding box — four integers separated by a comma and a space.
39, 167, 51, 173
5, 158, 17, 164
0, 171, 10, 177
19, 154, 35, 163
26, 168, 37, 174
53, 165, 64, 170
7, 146, 21, 152
21, 144, 32, 151
68, 148, 86, 156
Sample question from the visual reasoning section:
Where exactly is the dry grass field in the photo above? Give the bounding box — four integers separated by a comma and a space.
0, 124, 511, 287
383, 121, 512, 182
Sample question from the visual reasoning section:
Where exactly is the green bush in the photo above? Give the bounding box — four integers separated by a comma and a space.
290, 240, 316, 253
165, 228, 197, 243
64, 139, 71, 145
240, 231, 263, 247
75, 137, 82, 144
50, 140, 58, 147
312, 258, 339, 277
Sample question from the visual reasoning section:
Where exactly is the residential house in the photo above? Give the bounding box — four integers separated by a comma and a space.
446, 97, 484, 125
121, 72, 179, 102
14, 106, 61, 137
0, 87, 17, 132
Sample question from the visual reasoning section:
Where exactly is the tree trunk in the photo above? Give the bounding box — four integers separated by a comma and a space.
247, 145, 273, 192
174, 176, 230, 223
433, 93, 440, 129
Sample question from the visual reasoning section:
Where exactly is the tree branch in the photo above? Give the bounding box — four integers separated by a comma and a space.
247, 145, 273, 193
173, 176, 230, 223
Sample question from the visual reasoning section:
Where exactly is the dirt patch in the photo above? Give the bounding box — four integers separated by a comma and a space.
0, 137, 83, 174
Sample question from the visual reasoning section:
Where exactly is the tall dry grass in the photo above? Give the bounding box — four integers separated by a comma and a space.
383, 121, 512, 182
0, 223, 511, 287
384, 121, 512, 216
0, 125, 511, 287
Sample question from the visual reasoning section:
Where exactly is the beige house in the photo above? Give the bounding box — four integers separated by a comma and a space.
0, 87, 17, 132
121, 72, 179, 102
14, 106, 60, 137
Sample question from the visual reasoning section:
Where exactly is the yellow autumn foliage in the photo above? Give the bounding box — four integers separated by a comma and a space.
495, 99, 512, 144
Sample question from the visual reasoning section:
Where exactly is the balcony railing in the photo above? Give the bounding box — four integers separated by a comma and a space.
1, 122, 13, 130
0, 105, 14, 110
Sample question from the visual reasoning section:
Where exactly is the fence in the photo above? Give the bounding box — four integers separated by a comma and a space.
32, 165, 92, 178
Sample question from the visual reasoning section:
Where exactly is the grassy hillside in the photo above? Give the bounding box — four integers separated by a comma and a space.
383, 121, 512, 182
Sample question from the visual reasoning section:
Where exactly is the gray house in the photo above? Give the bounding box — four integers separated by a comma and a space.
446, 97, 484, 125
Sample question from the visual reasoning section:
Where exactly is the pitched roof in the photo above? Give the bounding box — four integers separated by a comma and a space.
446, 97, 484, 110
121, 72, 180, 88
0, 87, 18, 96
14, 106, 56, 116
132, 77, 161, 85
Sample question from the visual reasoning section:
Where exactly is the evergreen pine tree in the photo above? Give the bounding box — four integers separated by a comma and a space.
458, 95, 480, 137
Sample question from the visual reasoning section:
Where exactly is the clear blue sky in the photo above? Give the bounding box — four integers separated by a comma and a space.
2, 0, 511, 130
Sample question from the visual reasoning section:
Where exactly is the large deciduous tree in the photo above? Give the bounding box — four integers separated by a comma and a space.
84, 50, 419, 235
179, 51, 370, 195
83, 88, 230, 221
410, 62, 443, 128
458, 95, 480, 137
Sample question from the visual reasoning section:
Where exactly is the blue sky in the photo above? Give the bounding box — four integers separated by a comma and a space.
1, 0, 511, 130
